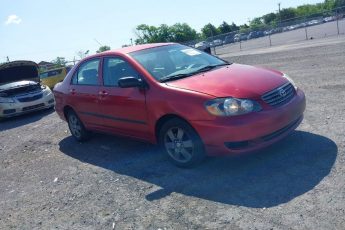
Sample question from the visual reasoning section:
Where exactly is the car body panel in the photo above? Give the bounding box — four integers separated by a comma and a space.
40, 67, 68, 88
54, 43, 306, 156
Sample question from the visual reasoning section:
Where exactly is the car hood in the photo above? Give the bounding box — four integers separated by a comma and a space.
0, 60, 39, 85
166, 63, 288, 98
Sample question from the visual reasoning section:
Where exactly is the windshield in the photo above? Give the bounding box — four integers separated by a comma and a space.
129, 44, 228, 82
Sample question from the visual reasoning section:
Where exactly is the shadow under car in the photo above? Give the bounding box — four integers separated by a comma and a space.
59, 130, 337, 208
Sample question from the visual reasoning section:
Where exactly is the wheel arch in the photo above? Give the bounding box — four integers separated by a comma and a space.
155, 114, 194, 142
63, 105, 75, 120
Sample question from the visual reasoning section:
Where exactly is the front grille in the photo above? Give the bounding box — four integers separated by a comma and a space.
3, 109, 16, 115
262, 82, 295, 107
22, 103, 45, 111
17, 93, 43, 102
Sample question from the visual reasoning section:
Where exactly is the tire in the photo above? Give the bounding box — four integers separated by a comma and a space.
67, 110, 89, 142
159, 118, 205, 168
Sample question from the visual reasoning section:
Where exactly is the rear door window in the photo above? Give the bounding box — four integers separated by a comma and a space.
72, 59, 100, 85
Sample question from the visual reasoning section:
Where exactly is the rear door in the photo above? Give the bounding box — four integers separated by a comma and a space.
68, 58, 103, 128
98, 56, 149, 139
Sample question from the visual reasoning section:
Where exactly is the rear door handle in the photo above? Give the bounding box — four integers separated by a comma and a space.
70, 89, 76, 95
98, 91, 108, 97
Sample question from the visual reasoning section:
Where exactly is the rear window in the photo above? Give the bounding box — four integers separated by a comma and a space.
40, 69, 63, 79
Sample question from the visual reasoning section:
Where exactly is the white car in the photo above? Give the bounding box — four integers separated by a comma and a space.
194, 41, 209, 50
0, 61, 55, 118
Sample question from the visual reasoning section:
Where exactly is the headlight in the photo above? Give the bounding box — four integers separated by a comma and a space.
283, 73, 297, 90
205, 98, 262, 116
43, 87, 52, 96
0, 97, 15, 103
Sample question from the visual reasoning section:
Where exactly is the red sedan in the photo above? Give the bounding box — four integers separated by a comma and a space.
53, 43, 306, 167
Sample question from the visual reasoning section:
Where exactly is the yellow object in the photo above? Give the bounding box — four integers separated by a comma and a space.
40, 67, 68, 88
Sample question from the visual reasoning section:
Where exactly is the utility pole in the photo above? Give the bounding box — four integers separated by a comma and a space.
130, 38, 133, 46
278, 2, 281, 26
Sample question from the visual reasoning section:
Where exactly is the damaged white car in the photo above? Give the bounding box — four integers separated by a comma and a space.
0, 61, 55, 118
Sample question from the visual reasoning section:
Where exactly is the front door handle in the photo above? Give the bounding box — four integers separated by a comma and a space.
70, 89, 76, 95
98, 91, 109, 97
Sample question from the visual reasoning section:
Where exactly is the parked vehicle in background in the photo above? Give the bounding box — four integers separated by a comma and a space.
307, 19, 323, 26
223, 35, 235, 45
194, 41, 209, 50
54, 43, 306, 167
247, 31, 264, 40
211, 39, 222, 47
0, 61, 55, 118
234, 33, 248, 42
323, 16, 336, 22
40, 66, 70, 88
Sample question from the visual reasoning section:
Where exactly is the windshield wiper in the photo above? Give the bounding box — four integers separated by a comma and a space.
159, 63, 231, 83
160, 73, 193, 83
193, 63, 230, 74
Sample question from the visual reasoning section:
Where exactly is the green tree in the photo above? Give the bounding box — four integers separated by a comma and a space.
279, 8, 297, 21
135, 24, 160, 44
170, 23, 199, 42
134, 23, 198, 44
229, 22, 240, 32
96, 45, 111, 53
262, 13, 277, 25
239, 24, 250, 33
201, 23, 219, 38
218, 21, 232, 34
51, 57, 66, 67
249, 17, 265, 30
334, 0, 345, 12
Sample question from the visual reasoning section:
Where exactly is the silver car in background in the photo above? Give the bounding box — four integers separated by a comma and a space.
0, 61, 55, 118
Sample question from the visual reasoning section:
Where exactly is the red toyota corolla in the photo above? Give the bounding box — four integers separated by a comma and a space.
53, 43, 306, 167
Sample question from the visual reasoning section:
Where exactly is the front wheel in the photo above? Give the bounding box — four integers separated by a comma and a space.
159, 118, 205, 167
67, 110, 89, 142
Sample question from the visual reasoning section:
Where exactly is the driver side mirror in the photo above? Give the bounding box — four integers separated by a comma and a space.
118, 76, 145, 88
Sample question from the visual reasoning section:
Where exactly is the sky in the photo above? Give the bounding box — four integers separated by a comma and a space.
1, 0, 323, 63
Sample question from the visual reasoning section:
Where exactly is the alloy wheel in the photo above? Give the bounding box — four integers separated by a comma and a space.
164, 127, 194, 163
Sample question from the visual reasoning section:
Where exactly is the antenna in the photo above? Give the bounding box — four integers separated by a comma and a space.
94, 38, 103, 46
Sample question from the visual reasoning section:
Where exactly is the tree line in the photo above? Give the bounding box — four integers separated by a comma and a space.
135, 0, 345, 44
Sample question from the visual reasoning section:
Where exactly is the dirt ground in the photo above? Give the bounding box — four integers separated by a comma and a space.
1, 37, 344, 230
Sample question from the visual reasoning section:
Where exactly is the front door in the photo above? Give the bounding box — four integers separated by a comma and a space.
98, 56, 149, 139
68, 58, 103, 128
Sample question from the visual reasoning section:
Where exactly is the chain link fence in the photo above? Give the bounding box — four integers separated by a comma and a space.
185, 6, 345, 55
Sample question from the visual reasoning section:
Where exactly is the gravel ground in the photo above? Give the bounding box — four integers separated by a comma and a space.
0, 37, 345, 230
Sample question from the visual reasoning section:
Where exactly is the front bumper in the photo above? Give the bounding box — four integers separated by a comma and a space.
192, 89, 306, 156
0, 93, 55, 118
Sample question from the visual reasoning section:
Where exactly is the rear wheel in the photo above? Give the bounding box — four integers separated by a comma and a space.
159, 118, 205, 167
67, 110, 89, 142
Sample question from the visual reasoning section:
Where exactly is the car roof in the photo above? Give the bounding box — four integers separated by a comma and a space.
100, 43, 175, 56
78, 42, 182, 63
